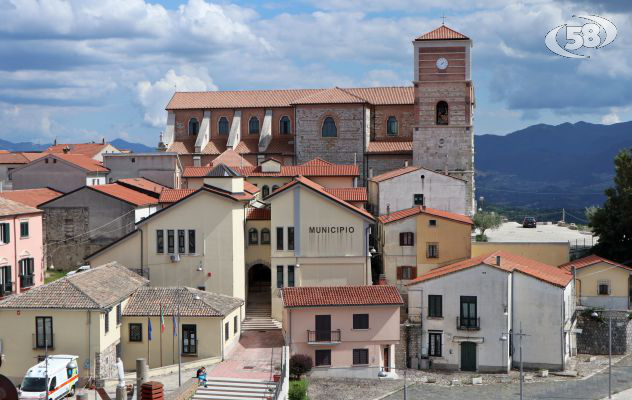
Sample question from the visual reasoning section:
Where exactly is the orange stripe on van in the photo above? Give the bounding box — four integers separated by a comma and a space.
48, 375, 78, 395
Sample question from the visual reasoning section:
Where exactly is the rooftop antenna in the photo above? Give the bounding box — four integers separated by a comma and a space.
441, 13, 446, 25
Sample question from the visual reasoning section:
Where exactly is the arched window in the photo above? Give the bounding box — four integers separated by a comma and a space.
249, 117, 260, 134
387, 116, 398, 136
280, 116, 291, 135
261, 228, 271, 244
436, 101, 449, 125
272, 185, 279, 192
218, 117, 229, 136
322, 117, 337, 137
248, 228, 259, 245
262, 185, 270, 198
188, 118, 200, 135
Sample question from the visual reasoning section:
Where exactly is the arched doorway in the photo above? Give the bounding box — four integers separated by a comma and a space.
247, 263, 271, 307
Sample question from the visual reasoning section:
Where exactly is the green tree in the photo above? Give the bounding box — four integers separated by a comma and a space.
473, 211, 502, 241
590, 148, 632, 263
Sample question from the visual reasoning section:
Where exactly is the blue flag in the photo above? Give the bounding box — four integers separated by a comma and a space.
148, 317, 152, 341
173, 315, 177, 337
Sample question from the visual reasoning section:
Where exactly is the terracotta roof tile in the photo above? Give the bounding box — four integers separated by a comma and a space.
46, 143, 112, 158
183, 159, 359, 178
167, 138, 196, 154
378, 205, 472, 225
371, 166, 421, 182
0, 152, 45, 164
243, 181, 260, 195
159, 189, 196, 204
246, 207, 271, 220
0, 188, 62, 208
211, 149, 253, 168
282, 285, 403, 307
0, 196, 42, 217
416, 25, 469, 41
560, 255, 632, 272
90, 184, 159, 206
408, 251, 572, 288
302, 157, 333, 166
264, 138, 294, 155
47, 154, 109, 172
323, 187, 367, 202
366, 141, 413, 154
166, 87, 414, 110
123, 287, 243, 317
0, 262, 148, 309
116, 178, 166, 196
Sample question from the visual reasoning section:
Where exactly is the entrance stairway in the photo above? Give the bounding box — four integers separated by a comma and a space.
193, 377, 277, 400
242, 303, 281, 331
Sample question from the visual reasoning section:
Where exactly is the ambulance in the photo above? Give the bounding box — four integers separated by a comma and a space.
18, 355, 79, 400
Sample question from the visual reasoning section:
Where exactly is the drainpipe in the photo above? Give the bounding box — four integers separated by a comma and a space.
88, 311, 92, 379
139, 228, 144, 277
12, 215, 18, 294
561, 290, 565, 371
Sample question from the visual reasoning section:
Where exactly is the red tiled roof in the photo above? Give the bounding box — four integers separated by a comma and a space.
559, 255, 632, 272
282, 285, 403, 308
0, 188, 63, 208
416, 25, 469, 41
0, 152, 45, 164
117, 178, 166, 196
243, 181, 260, 195
0, 197, 42, 217
203, 185, 254, 202
171, 137, 294, 157
46, 142, 113, 158
167, 139, 196, 154
268, 176, 374, 220
264, 138, 294, 155
366, 141, 413, 154
212, 149, 253, 168
159, 189, 196, 204
246, 207, 271, 220
371, 166, 421, 182
378, 205, 472, 225
183, 159, 359, 178
166, 87, 413, 110
48, 154, 109, 172
408, 251, 572, 288
323, 187, 367, 202
90, 184, 159, 206
302, 157, 333, 166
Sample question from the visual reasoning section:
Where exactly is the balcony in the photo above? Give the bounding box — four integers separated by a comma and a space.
456, 317, 480, 331
0, 282, 12, 297
20, 275, 34, 289
307, 330, 341, 344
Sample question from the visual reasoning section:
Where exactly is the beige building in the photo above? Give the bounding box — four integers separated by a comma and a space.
282, 285, 402, 378
0, 262, 148, 383
560, 255, 632, 310
121, 286, 243, 369
267, 176, 375, 320
377, 205, 472, 291
472, 242, 570, 267
88, 164, 253, 299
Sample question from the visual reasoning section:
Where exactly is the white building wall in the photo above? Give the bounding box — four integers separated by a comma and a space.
134, 205, 158, 223
86, 175, 107, 186
380, 217, 417, 291
375, 168, 467, 216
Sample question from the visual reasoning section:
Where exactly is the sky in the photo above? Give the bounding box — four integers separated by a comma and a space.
0, 0, 630, 146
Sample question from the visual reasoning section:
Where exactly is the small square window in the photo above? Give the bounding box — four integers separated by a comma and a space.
598, 281, 610, 295
429, 220, 437, 227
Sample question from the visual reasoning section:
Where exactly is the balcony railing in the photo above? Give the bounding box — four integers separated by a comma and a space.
456, 316, 480, 330
0, 282, 12, 297
20, 275, 34, 289
307, 330, 341, 344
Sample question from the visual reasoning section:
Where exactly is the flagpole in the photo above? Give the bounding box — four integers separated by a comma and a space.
172, 314, 176, 365
147, 317, 151, 366
160, 304, 163, 367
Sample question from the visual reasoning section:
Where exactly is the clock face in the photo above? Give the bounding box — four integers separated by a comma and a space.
436, 57, 449, 70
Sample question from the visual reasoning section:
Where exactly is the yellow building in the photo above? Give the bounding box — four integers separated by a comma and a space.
472, 242, 570, 267
266, 176, 375, 320
0, 262, 148, 383
377, 206, 473, 292
560, 255, 632, 310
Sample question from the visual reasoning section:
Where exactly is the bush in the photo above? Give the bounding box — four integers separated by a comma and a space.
289, 379, 308, 400
290, 354, 313, 378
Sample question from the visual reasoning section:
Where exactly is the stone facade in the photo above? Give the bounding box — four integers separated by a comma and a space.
372, 105, 415, 140
296, 104, 366, 181
366, 155, 412, 180
95, 340, 119, 381
577, 311, 632, 355
396, 322, 423, 369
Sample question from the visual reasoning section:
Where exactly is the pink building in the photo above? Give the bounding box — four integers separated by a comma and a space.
282, 285, 402, 378
0, 197, 44, 297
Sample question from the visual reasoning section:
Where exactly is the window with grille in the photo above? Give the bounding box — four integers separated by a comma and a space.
167, 230, 174, 253
156, 230, 164, 253
188, 230, 196, 253
428, 332, 442, 356
182, 324, 197, 354
427, 243, 439, 258
399, 232, 414, 246
129, 323, 142, 342
178, 230, 185, 253
598, 281, 610, 295
353, 349, 369, 365
315, 349, 331, 366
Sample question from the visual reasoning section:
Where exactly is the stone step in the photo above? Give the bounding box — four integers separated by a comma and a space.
193, 393, 269, 400
197, 385, 274, 394
205, 377, 275, 385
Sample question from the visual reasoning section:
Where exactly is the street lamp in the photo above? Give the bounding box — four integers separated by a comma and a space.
479, 196, 485, 211
592, 311, 612, 399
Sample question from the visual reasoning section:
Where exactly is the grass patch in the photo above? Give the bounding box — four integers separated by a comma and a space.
45, 270, 66, 284
289, 378, 309, 400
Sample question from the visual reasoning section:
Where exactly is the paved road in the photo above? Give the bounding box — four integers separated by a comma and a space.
383, 355, 632, 399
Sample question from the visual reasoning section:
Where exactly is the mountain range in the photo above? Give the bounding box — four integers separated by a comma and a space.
1, 121, 630, 210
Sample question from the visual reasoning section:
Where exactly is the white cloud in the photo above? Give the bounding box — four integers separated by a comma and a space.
136, 67, 217, 127
601, 108, 621, 124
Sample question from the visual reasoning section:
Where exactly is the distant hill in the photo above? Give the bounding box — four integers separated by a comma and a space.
475, 121, 632, 209
0, 138, 155, 153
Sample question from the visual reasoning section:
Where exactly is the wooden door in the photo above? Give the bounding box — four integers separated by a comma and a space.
384, 346, 390, 372
460, 342, 477, 371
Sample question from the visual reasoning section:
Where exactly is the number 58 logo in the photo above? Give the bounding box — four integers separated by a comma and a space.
545, 15, 617, 58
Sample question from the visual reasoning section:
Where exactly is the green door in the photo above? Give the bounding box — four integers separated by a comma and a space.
461, 342, 477, 371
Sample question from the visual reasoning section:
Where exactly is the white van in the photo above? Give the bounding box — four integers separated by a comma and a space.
18, 355, 79, 400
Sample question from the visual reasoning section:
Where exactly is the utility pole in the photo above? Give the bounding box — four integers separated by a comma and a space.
504, 323, 529, 400
562, 208, 566, 223
608, 315, 612, 399
45, 338, 49, 400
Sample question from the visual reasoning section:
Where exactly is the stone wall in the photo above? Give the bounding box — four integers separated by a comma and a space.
372, 105, 415, 140
396, 322, 423, 369
577, 311, 632, 355
366, 155, 412, 180
95, 341, 119, 382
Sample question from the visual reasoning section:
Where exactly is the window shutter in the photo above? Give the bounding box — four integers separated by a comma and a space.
4, 223, 9, 244
396, 267, 403, 280
399, 233, 404, 246
411, 267, 417, 279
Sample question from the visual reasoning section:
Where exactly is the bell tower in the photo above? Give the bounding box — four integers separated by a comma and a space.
412, 25, 475, 215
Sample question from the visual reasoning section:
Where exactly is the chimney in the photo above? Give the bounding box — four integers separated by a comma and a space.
378, 274, 387, 285
368, 168, 373, 179
386, 204, 390, 216
193, 156, 201, 167
102, 137, 105, 145
496, 255, 501, 266
53, 138, 57, 146
62, 145, 70, 154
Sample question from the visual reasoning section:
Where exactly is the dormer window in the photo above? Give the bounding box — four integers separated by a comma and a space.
249, 117, 260, 134
189, 118, 200, 135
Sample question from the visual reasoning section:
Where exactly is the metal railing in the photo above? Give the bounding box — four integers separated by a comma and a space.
272, 346, 288, 400
307, 330, 341, 343
456, 317, 480, 330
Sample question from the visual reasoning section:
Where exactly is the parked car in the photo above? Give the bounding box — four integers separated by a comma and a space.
523, 217, 537, 228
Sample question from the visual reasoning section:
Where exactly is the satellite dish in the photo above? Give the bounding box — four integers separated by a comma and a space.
0, 374, 18, 400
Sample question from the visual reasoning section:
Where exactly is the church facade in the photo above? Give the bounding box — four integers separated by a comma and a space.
159, 25, 475, 214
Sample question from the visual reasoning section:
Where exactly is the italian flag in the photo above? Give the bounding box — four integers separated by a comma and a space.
160, 304, 165, 333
